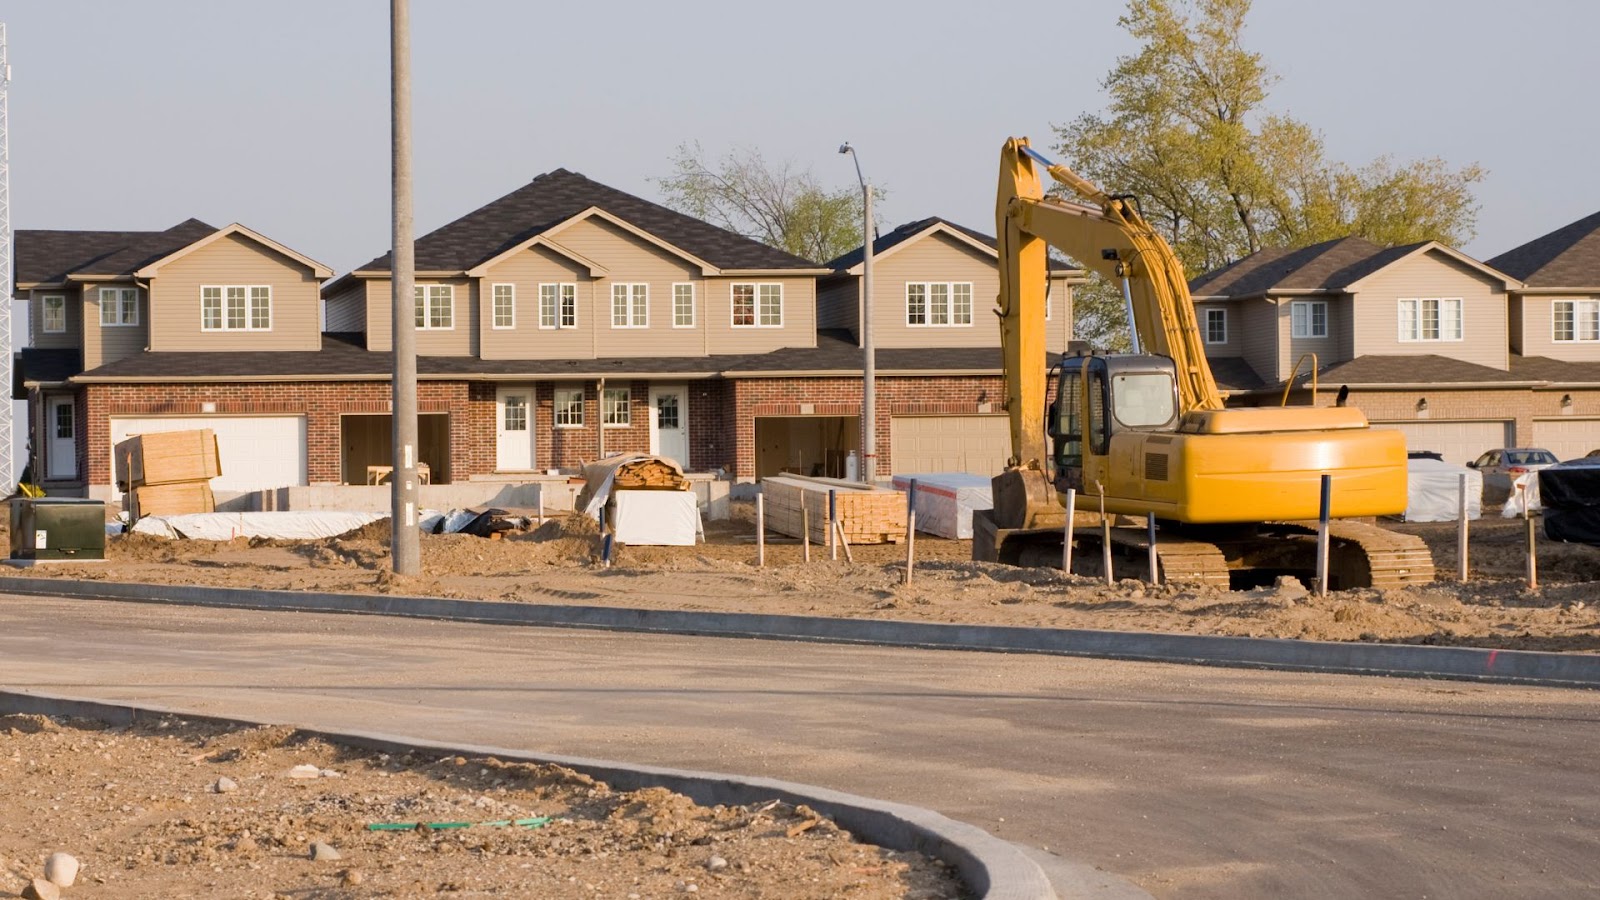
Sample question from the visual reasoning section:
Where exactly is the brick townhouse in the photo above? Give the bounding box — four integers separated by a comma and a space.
1189, 219, 1600, 464
15, 173, 1084, 503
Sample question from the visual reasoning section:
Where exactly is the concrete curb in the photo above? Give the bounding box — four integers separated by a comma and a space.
0, 689, 1061, 900
2, 576, 1598, 688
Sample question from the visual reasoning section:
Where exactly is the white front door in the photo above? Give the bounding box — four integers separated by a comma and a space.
649, 384, 689, 467
46, 397, 76, 480
495, 386, 535, 471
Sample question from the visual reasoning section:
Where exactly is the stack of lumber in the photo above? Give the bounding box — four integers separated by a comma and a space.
762, 475, 906, 545
114, 429, 221, 520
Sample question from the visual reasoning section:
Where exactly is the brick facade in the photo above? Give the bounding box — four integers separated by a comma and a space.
1276, 385, 1600, 447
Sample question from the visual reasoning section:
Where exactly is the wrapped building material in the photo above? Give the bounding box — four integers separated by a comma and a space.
613, 490, 701, 546
1540, 461, 1600, 546
891, 473, 993, 539
1403, 458, 1481, 522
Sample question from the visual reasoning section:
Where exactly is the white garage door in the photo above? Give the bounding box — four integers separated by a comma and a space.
110, 416, 308, 494
1373, 420, 1512, 467
1531, 418, 1600, 462
890, 415, 1010, 476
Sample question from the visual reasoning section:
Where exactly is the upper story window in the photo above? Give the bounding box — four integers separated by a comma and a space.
1398, 297, 1462, 342
602, 387, 631, 427
554, 387, 584, 428
201, 285, 272, 331
611, 283, 648, 328
99, 287, 138, 327
40, 295, 66, 334
733, 283, 782, 327
1204, 308, 1227, 344
539, 283, 577, 329
673, 283, 695, 328
906, 282, 974, 326
1553, 299, 1600, 342
491, 284, 515, 329
1290, 300, 1327, 339
414, 284, 454, 330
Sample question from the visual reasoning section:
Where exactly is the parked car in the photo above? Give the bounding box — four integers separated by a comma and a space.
1468, 448, 1560, 505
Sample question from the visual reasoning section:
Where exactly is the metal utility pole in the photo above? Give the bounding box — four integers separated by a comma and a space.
389, 1, 420, 574
839, 143, 875, 483
0, 24, 15, 492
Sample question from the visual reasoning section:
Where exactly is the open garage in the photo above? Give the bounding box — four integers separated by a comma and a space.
890, 414, 1010, 476
1372, 420, 1513, 466
1531, 418, 1600, 462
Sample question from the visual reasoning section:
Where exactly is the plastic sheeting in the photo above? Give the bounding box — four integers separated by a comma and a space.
131, 511, 386, 541
1404, 458, 1482, 522
613, 490, 701, 546
891, 473, 993, 539
1500, 473, 1543, 517
1540, 461, 1600, 545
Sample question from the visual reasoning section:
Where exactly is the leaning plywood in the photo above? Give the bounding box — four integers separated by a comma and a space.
114, 429, 222, 489
761, 475, 906, 545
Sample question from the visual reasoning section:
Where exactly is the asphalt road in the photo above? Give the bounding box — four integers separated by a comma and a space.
0, 594, 1595, 898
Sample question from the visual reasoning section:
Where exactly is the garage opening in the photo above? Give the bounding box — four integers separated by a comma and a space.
340, 413, 452, 484
754, 416, 859, 478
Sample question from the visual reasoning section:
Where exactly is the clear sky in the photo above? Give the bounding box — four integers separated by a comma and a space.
6, 0, 1598, 274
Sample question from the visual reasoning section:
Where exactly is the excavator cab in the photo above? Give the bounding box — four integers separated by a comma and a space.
1048, 354, 1180, 495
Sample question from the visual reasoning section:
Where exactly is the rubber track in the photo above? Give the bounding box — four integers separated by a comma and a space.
1104, 527, 1233, 587
1275, 520, 1436, 590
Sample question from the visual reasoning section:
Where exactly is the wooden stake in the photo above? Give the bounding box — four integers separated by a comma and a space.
1457, 472, 1469, 582
834, 519, 854, 563
1097, 482, 1112, 585
1146, 513, 1159, 584
828, 490, 838, 561
756, 492, 766, 568
802, 502, 811, 563
903, 478, 918, 585
1524, 486, 1537, 590
1315, 473, 1331, 596
1062, 487, 1076, 575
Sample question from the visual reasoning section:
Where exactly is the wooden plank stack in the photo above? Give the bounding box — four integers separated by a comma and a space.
114, 429, 221, 520
609, 457, 690, 491
761, 475, 907, 545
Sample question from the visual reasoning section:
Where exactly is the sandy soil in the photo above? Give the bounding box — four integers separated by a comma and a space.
2, 504, 1598, 653
0, 713, 962, 899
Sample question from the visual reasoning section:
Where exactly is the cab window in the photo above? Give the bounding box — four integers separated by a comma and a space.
1088, 363, 1110, 455
1111, 372, 1177, 429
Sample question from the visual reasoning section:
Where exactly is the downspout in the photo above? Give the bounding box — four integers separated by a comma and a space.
597, 376, 605, 459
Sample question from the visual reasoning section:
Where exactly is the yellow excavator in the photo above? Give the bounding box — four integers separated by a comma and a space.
974, 138, 1433, 590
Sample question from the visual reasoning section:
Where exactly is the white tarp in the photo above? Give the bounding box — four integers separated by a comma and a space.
891, 473, 992, 539
1404, 458, 1482, 522
613, 490, 701, 546
1501, 472, 1543, 517
131, 511, 386, 541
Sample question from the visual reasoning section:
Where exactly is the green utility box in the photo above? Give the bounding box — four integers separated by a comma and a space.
9, 497, 107, 561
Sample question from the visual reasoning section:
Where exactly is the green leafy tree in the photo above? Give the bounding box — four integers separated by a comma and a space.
655, 143, 869, 263
1055, 0, 1484, 276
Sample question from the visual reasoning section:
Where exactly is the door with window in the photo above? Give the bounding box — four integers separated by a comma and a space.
495, 386, 535, 471
649, 384, 689, 467
47, 397, 77, 480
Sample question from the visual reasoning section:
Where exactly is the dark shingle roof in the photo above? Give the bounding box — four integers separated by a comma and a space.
825, 216, 1077, 272
1297, 354, 1520, 387
355, 169, 819, 274
1207, 357, 1267, 392
1487, 209, 1600, 288
15, 219, 216, 285
1189, 236, 1430, 298
1509, 355, 1600, 384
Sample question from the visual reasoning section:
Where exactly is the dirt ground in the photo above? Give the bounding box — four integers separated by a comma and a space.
2, 503, 1598, 653
0, 713, 963, 899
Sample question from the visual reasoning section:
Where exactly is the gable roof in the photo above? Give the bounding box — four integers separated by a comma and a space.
133, 223, 333, 279
825, 216, 1081, 274
1487, 209, 1600, 289
15, 219, 216, 286
350, 168, 823, 277
1190, 237, 1516, 299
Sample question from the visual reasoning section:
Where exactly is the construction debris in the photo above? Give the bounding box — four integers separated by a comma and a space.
761, 475, 906, 545
115, 429, 221, 520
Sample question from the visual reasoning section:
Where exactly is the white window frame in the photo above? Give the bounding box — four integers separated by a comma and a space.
414, 284, 454, 330
98, 287, 139, 327
40, 294, 66, 334
553, 387, 585, 428
611, 283, 648, 328
672, 283, 695, 328
491, 283, 515, 330
200, 284, 273, 332
1289, 300, 1328, 339
905, 282, 975, 327
1553, 299, 1600, 342
733, 282, 783, 328
1397, 297, 1463, 343
1204, 307, 1228, 344
538, 283, 578, 329
602, 386, 631, 428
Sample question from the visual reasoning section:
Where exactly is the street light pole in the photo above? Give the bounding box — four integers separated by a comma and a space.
839, 143, 876, 484
390, 0, 421, 574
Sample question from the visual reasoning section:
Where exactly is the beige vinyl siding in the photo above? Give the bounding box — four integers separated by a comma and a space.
476, 246, 599, 361
323, 279, 366, 333
817, 274, 860, 337
29, 289, 81, 349
148, 233, 323, 352
542, 217, 709, 358
1351, 250, 1509, 370
1516, 294, 1600, 362
1236, 297, 1281, 383
82, 282, 147, 370
362, 277, 478, 356
704, 276, 817, 354
1284, 294, 1348, 374
1196, 302, 1241, 357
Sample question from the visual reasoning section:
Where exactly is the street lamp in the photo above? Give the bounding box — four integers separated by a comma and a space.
839, 143, 876, 484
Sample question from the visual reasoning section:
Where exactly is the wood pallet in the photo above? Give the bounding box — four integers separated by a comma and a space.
762, 475, 906, 545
